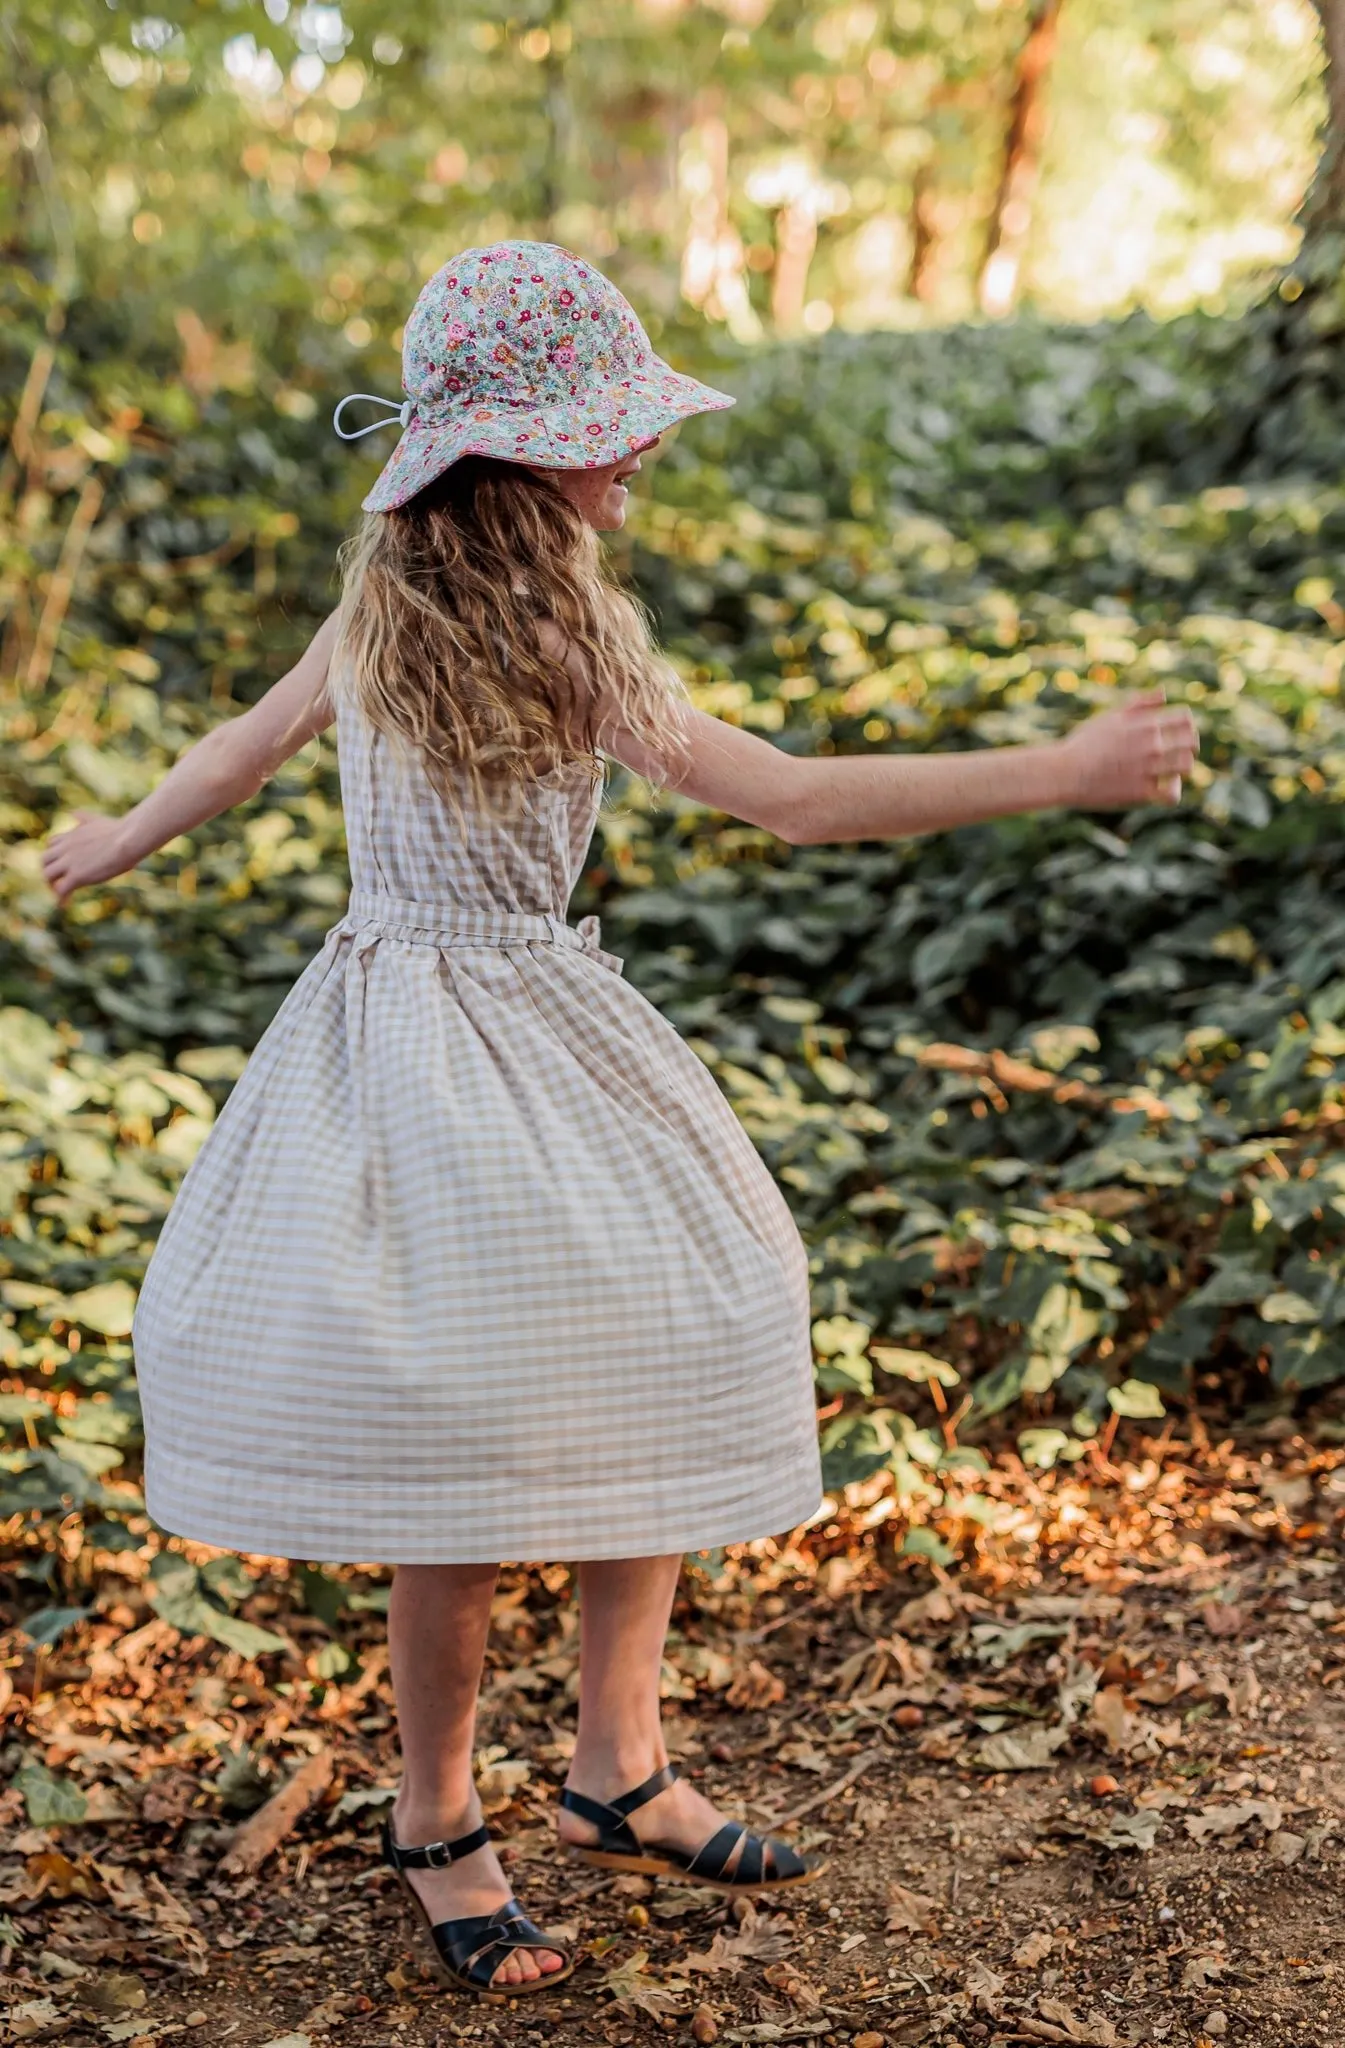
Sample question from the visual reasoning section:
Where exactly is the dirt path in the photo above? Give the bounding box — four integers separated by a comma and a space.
5, 1428, 1345, 2048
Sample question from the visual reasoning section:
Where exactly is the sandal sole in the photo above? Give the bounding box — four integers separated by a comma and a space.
564, 1844, 825, 1894
394, 1871, 575, 1997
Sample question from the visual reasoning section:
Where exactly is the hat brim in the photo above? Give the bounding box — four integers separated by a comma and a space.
359, 362, 734, 514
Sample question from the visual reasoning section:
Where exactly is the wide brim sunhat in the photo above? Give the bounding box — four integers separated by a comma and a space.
334, 240, 734, 513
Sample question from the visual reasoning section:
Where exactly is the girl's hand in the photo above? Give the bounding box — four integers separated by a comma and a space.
1054, 690, 1198, 810
42, 813, 135, 903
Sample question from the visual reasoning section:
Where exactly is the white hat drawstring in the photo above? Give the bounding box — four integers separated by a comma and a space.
333, 393, 413, 441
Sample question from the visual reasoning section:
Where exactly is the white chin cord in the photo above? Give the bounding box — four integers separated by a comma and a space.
332, 393, 413, 440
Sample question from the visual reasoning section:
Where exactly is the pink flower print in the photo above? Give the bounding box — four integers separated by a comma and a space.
445, 375, 463, 393
591, 310, 601, 320
446, 321, 468, 342
557, 289, 574, 307
531, 273, 543, 282
586, 422, 603, 435
553, 344, 576, 368
556, 432, 571, 442
518, 309, 531, 322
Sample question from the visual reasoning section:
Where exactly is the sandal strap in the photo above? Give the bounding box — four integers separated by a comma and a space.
381, 1815, 491, 1872
679, 1823, 809, 1888
608, 1762, 679, 1818
560, 1764, 678, 1856
433, 1900, 565, 1988
685, 1820, 748, 1881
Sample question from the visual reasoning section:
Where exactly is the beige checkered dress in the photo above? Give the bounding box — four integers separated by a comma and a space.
134, 701, 822, 1563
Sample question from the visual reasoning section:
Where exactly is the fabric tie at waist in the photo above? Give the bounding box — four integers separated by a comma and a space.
338, 889, 623, 974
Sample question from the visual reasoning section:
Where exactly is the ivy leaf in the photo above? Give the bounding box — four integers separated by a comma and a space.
15, 1761, 88, 1827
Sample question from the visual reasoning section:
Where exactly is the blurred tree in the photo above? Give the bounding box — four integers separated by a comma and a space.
977, 0, 1065, 317
1301, 0, 1345, 235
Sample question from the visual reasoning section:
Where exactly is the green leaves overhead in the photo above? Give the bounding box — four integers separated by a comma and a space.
3, 10, 1345, 1607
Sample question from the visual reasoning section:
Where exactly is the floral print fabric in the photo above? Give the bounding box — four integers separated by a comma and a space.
357, 241, 734, 512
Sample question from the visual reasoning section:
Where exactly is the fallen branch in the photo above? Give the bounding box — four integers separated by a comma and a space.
753, 1748, 884, 1831
221, 1748, 334, 1876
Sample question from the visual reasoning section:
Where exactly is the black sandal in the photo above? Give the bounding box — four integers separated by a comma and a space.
559, 1764, 820, 1894
381, 1817, 575, 1996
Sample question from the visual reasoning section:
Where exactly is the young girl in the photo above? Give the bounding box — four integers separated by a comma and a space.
44, 242, 1196, 1996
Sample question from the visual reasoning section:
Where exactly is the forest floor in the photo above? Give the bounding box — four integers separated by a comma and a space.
5, 1421, 1345, 2048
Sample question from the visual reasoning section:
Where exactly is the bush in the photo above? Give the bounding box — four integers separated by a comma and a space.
3, 309, 1345, 1542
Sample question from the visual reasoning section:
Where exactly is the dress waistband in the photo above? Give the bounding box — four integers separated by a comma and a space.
337, 889, 622, 973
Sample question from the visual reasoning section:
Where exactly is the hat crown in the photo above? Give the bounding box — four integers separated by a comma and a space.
402, 241, 655, 419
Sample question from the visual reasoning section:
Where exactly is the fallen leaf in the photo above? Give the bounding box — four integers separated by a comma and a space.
1036, 1997, 1121, 2045
1013, 1929, 1055, 1968
1270, 1830, 1307, 1865
886, 1881, 940, 1937
15, 1763, 88, 1829
1262, 1473, 1313, 1513
1201, 1603, 1245, 1639
475, 1752, 531, 1813
1092, 1809, 1162, 1852
762, 1962, 824, 2008
602, 1951, 684, 2019
301, 1993, 364, 2030
79, 1974, 146, 2016
681, 1908, 794, 1973
1134, 1658, 1203, 1706
650, 1885, 724, 1920
965, 1957, 1006, 2011
8, 2001, 65, 2043
975, 1722, 1071, 1771
1087, 1685, 1175, 1758
725, 1659, 786, 1711
24, 1850, 104, 1902
1185, 1799, 1283, 1841
1181, 1955, 1224, 1991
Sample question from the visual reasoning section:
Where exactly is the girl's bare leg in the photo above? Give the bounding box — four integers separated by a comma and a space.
388, 1562, 566, 1986
560, 1554, 747, 1872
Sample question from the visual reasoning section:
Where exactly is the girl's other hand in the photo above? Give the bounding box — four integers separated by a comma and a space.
42, 813, 134, 903
1055, 689, 1198, 810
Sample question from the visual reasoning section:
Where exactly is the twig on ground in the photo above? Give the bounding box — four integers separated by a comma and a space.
753, 1747, 884, 1830
221, 1748, 334, 1876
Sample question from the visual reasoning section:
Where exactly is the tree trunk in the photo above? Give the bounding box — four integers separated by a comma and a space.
907, 159, 939, 304
772, 198, 818, 334
539, 0, 572, 234
976, 0, 1063, 318
1299, 0, 1345, 244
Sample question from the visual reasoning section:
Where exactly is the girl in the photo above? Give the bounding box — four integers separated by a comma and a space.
45, 242, 1197, 1997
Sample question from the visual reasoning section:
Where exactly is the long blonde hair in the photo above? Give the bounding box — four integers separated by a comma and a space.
331, 456, 687, 800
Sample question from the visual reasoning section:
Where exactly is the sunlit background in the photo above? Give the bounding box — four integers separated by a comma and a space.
9, 0, 1326, 392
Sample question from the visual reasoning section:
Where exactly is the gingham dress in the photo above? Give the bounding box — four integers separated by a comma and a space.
134, 699, 823, 1563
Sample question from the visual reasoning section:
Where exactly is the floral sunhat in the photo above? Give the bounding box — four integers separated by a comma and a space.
333, 240, 735, 512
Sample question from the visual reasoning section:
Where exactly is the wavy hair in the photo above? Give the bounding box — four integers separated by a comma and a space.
331, 456, 687, 802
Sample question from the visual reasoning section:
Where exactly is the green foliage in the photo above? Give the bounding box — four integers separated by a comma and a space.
5, 314, 1345, 1555
1, 2, 1343, 1574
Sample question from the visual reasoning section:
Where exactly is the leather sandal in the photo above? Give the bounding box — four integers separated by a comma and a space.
559, 1763, 820, 1894
381, 1817, 574, 1995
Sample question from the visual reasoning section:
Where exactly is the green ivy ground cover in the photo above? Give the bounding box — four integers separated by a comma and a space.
3, 315, 1345, 1568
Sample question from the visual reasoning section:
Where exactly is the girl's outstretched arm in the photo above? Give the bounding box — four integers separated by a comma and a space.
606, 688, 1197, 843
43, 613, 340, 902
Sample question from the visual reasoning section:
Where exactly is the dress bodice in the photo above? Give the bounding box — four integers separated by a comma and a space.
336, 698, 602, 918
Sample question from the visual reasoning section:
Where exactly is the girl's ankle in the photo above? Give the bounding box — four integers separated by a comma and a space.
566, 1743, 669, 1797
391, 1790, 481, 1845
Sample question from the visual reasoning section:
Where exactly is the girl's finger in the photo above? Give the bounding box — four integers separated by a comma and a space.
1123, 688, 1167, 713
